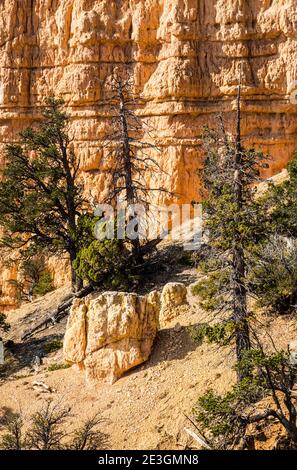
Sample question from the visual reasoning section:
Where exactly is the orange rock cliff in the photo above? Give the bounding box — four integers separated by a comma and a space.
0, 0, 297, 307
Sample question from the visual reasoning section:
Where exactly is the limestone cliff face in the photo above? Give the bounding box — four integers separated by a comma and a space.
0, 0, 297, 306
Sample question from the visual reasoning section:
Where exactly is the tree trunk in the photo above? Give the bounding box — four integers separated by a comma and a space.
233, 241, 250, 366
71, 266, 83, 293
233, 74, 251, 380
118, 80, 143, 263
70, 251, 83, 293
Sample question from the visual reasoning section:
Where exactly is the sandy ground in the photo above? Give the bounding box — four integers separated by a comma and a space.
1, 271, 297, 450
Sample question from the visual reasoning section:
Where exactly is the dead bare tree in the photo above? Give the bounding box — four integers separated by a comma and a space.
0, 401, 109, 450
102, 72, 170, 261
26, 400, 71, 450
69, 413, 108, 450
0, 409, 24, 450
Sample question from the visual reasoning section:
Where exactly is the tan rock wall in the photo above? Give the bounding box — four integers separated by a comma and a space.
1, 0, 297, 306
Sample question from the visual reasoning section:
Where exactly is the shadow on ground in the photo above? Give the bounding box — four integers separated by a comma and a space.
149, 324, 199, 365
125, 323, 202, 381
0, 333, 63, 380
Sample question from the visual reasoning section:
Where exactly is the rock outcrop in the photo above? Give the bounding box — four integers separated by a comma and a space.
1, 1, 297, 306
64, 290, 160, 383
63, 282, 188, 382
159, 282, 188, 326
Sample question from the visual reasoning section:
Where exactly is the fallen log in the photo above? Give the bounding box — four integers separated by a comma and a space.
21, 285, 94, 341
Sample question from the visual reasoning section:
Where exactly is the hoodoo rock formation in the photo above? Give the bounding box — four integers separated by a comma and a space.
63, 282, 189, 382
159, 282, 188, 326
63, 290, 160, 383
0, 1, 297, 306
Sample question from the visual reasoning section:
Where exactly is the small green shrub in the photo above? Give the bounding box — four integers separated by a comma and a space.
191, 269, 231, 312
47, 363, 71, 372
0, 351, 18, 377
73, 237, 132, 289
188, 321, 238, 346
0, 412, 24, 450
10, 257, 54, 300
33, 271, 53, 297
195, 377, 265, 449
43, 340, 63, 355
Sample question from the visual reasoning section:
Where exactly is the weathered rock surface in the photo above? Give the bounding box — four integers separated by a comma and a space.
64, 290, 160, 383
288, 340, 297, 365
63, 282, 188, 381
1, 1, 297, 306
159, 282, 188, 325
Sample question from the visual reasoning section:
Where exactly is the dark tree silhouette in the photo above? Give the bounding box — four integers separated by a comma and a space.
0, 98, 85, 292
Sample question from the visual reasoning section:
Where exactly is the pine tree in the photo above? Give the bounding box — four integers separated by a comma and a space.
0, 98, 84, 292
193, 346, 297, 449
193, 80, 268, 380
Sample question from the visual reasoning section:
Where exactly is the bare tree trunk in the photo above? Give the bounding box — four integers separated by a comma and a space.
233, 70, 251, 379
117, 80, 142, 262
